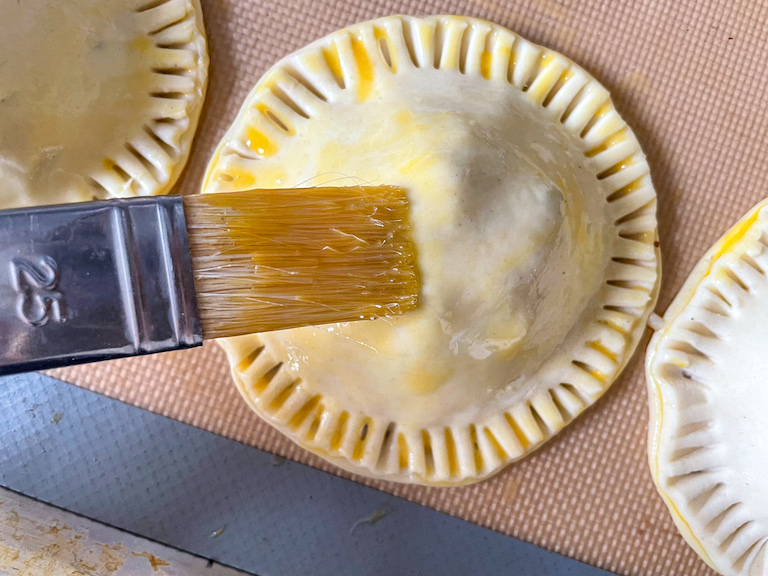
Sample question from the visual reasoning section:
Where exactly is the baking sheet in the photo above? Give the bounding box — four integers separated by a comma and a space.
51, 1, 768, 574
2, 373, 615, 576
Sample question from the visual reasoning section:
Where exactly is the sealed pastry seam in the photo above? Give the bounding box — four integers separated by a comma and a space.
91, 0, 209, 199
647, 201, 768, 574
0, 0, 208, 208
205, 15, 660, 485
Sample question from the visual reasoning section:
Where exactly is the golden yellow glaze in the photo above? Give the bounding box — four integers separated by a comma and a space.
322, 45, 344, 82
480, 51, 493, 79
351, 35, 375, 101
246, 127, 277, 156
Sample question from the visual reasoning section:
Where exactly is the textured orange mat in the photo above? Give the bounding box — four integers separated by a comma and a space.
52, 1, 768, 574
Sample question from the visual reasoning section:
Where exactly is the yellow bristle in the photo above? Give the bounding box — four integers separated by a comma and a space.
182, 186, 420, 339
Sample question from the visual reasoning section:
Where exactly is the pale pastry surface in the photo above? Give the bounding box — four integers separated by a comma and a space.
205, 15, 659, 485
0, 0, 208, 209
647, 201, 768, 575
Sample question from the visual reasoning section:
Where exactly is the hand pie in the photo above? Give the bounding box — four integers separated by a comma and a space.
647, 200, 768, 575
205, 15, 660, 485
0, 0, 208, 209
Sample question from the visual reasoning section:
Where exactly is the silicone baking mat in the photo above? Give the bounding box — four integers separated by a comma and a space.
51, 1, 768, 574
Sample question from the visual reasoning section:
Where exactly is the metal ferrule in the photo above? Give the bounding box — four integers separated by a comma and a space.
0, 195, 203, 375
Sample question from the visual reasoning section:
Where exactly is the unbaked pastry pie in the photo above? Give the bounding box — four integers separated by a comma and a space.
204, 15, 660, 485
647, 200, 768, 575
0, 0, 208, 209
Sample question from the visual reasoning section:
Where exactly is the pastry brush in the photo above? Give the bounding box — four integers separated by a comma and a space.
0, 186, 419, 375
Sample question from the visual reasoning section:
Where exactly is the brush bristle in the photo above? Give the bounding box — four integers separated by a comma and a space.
183, 186, 420, 339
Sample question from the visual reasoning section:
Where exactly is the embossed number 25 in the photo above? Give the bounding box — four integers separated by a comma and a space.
10, 256, 66, 326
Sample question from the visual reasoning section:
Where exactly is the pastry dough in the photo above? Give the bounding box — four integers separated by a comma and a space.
0, 0, 208, 209
647, 200, 768, 575
204, 15, 660, 485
